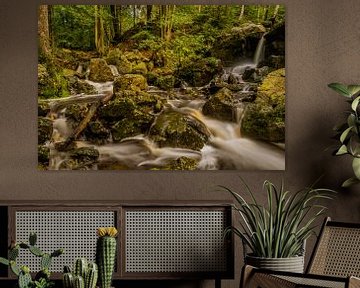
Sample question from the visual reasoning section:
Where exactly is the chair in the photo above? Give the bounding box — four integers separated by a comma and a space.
241, 217, 360, 288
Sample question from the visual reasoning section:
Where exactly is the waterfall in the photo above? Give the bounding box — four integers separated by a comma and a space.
253, 35, 265, 67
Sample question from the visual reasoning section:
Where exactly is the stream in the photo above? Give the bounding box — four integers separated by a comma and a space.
47, 36, 285, 170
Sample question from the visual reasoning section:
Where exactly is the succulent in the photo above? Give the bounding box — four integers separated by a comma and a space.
0, 232, 64, 288
62, 259, 98, 288
96, 227, 118, 288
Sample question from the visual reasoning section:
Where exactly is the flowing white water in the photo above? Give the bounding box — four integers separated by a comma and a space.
253, 35, 266, 67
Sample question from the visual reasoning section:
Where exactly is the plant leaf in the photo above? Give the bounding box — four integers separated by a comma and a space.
351, 96, 360, 111
352, 157, 360, 179
328, 83, 352, 97
342, 177, 360, 187
336, 145, 348, 155
348, 85, 360, 97
340, 126, 353, 143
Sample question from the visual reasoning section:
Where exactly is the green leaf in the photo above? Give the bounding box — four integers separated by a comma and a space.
352, 157, 360, 179
0, 257, 9, 266
340, 126, 353, 143
328, 83, 352, 97
336, 145, 348, 155
348, 85, 360, 97
342, 177, 360, 187
351, 96, 360, 111
347, 114, 356, 127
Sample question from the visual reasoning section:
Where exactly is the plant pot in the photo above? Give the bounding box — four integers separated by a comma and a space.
245, 254, 305, 273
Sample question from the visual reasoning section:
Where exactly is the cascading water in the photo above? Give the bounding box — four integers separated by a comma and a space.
45, 34, 284, 170
253, 35, 266, 67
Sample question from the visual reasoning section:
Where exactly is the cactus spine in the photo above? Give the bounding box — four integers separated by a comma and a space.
63, 260, 98, 288
96, 227, 118, 288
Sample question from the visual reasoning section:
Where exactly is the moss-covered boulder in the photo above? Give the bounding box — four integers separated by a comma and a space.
113, 74, 148, 93
38, 64, 69, 99
84, 120, 110, 144
132, 61, 148, 75
213, 23, 266, 60
156, 75, 176, 90
157, 157, 199, 170
58, 147, 99, 170
202, 88, 236, 122
176, 57, 222, 87
88, 58, 114, 82
111, 119, 143, 142
106, 49, 133, 74
38, 117, 53, 144
38, 102, 50, 117
38, 145, 50, 166
241, 68, 285, 142
67, 77, 97, 95
149, 111, 208, 151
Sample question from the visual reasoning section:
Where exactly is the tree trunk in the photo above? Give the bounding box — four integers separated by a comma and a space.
263, 5, 269, 21
95, 5, 106, 56
239, 5, 245, 20
133, 5, 136, 26
146, 5, 153, 23
273, 4, 280, 19
111, 5, 121, 41
38, 5, 51, 59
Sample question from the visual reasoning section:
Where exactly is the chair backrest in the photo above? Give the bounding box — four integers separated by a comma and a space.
307, 217, 360, 277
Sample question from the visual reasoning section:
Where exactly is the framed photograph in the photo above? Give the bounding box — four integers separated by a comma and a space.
38, 4, 285, 170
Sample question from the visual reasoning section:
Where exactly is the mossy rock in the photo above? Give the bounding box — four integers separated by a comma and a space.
241, 68, 285, 142
160, 157, 199, 170
65, 104, 90, 123
68, 77, 97, 95
38, 145, 50, 165
38, 117, 53, 144
58, 147, 99, 170
84, 120, 110, 144
111, 119, 143, 142
132, 61, 148, 75
88, 58, 114, 82
176, 57, 222, 87
156, 75, 176, 90
202, 88, 236, 122
38, 102, 50, 117
99, 91, 162, 122
149, 111, 208, 151
38, 64, 69, 99
113, 74, 148, 93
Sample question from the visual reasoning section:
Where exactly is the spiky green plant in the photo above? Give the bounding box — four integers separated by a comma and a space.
96, 227, 118, 288
0, 232, 63, 288
328, 83, 360, 187
222, 179, 335, 258
62, 260, 98, 288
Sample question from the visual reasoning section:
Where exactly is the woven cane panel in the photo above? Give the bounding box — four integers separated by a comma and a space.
277, 275, 345, 288
15, 211, 115, 272
125, 210, 227, 273
310, 226, 360, 277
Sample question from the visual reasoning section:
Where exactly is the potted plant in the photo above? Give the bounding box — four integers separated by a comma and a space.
328, 83, 360, 187
222, 179, 334, 273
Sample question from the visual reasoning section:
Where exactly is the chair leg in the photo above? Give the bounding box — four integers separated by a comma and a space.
240, 265, 255, 288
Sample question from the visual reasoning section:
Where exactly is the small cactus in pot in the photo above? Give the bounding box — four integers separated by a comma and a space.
96, 227, 118, 288
62, 259, 98, 288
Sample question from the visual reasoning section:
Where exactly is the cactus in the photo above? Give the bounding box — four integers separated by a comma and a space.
18, 269, 32, 288
96, 227, 118, 288
74, 258, 87, 279
0, 232, 63, 288
74, 275, 85, 288
85, 263, 98, 288
63, 259, 98, 288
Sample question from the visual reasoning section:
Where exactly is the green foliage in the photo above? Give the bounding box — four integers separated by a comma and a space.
328, 83, 360, 187
222, 179, 335, 258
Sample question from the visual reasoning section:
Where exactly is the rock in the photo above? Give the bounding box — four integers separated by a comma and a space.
242, 67, 256, 81
149, 111, 208, 151
38, 117, 53, 144
202, 88, 236, 122
111, 119, 143, 142
68, 77, 97, 95
38, 145, 50, 165
241, 68, 285, 142
159, 157, 199, 170
38, 64, 69, 99
268, 55, 285, 69
88, 58, 114, 82
113, 74, 148, 93
38, 102, 50, 117
176, 57, 222, 87
84, 120, 110, 144
233, 23, 266, 37
57, 147, 99, 170
156, 75, 176, 90
132, 61, 148, 75
228, 73, 238, 84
